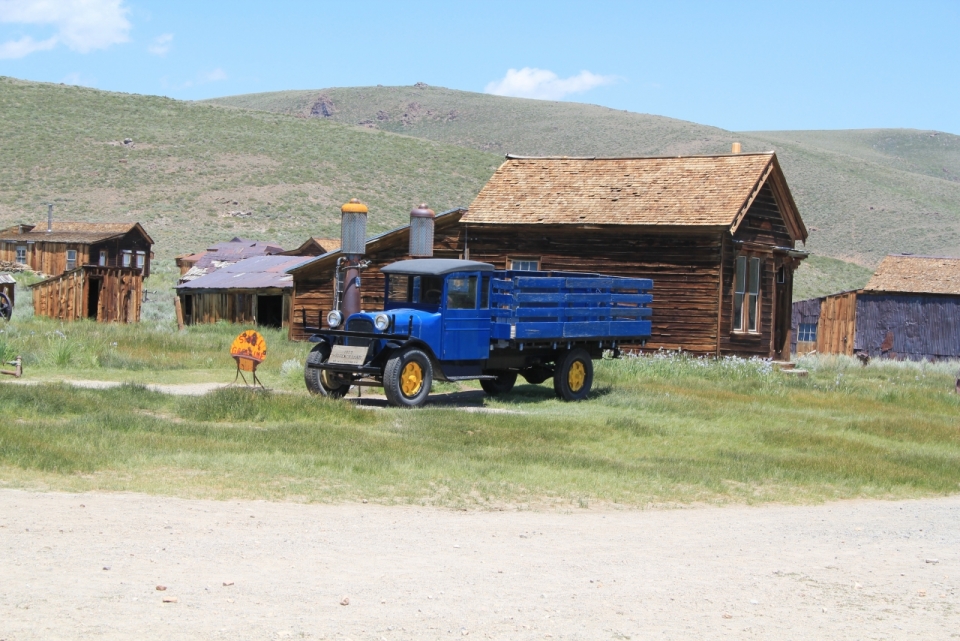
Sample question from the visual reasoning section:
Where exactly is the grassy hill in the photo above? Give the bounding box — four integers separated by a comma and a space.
207, 86, 960, 266
0, 77, 501, 259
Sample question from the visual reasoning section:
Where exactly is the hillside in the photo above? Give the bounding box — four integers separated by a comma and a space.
0, 77, 501, 260
207, 86, 960, 266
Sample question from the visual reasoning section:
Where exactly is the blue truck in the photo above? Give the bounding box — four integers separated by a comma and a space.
303, 258, 653, 407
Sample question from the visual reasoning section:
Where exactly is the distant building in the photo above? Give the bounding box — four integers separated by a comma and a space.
791, 255, 960, 360
0, 220, 153, 323
176, 255, 314, 328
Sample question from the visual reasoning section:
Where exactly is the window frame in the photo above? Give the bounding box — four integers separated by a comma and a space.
15, 245, 27, 264
797, 322, 817, 343
508, 257, 541, 272
66, 249, 78, 271
121, 250, 132, 268
732, 253, 762, 334
99, 250, 107, 266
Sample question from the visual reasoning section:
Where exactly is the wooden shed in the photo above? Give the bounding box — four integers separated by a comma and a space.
791, 255, 960, 360
458, 153, 808, 358
0, 221, 153, 277
177, 255, 313, 328
287, 208, 466, 340
30, 266, 143, 323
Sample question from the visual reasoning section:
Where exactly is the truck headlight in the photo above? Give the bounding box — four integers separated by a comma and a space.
326, 310, 343, 328
374, 313, 390, 331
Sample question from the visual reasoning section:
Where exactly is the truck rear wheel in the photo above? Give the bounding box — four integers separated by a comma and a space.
553, 348, 593, 401
384, 347, 433, 408
304, 344, 351, 398
480, 370, 517, 396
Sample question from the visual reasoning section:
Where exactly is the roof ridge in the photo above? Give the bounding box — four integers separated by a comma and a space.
504, 151, 776, 161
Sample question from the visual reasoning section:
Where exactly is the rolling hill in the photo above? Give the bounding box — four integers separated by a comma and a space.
208, 85, 960, 267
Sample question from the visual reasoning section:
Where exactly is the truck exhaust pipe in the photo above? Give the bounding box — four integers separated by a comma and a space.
338, 198, 368, 322
408, 204, 435, 257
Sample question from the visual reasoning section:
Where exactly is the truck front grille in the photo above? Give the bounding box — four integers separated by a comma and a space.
346, 318, 374, 347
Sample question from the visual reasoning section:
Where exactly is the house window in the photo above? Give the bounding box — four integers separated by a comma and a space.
136, 251, 145, 269
15, 245, 26, 264
733, 255, 761, 333
66, 249, 77, 271
99, 250, 107, 266
797, 322, 817, 342
509, 257, 540, 271
122, 250, 132, 267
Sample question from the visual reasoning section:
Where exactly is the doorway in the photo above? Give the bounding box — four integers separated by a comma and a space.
256, 295, 283, 328
87, 278, 102, 320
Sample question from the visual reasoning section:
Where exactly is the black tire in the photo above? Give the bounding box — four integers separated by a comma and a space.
0, 292, 11, 321
553, 348, 594, 401
383, 347, 433, 408
304, 343, 351, 398
480, 370, 518, 396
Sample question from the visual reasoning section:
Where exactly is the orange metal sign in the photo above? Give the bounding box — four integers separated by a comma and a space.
230, 330, 266, 372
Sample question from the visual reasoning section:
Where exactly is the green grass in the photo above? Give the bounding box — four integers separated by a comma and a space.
207, 85, 960, 265
2, 352, 959, 508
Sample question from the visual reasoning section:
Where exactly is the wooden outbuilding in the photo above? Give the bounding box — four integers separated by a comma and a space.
457, 153, 808, 358
0, 221, 153, 277
287, 209, 465, 340
177, 237, 284, 282
177, 255, 314, 328
30, 266, 143, 323
791, 255, 960, 360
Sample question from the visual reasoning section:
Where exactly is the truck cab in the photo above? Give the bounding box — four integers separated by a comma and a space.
304, 258, 652, 407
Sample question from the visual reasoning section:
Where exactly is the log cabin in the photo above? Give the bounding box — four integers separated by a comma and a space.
458, 152, 808, 358
792, 255, 960, 360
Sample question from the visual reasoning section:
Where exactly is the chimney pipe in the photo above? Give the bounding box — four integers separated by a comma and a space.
408, 204, 435, 257
339, 198, 368, 322
731, 142, 742, 154
47, 204, 53, 233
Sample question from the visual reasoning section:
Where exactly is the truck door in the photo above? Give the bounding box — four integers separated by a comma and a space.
441, 272, 491, 361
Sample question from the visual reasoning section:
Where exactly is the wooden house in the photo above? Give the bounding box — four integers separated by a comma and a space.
287, 208, 466, 340
279, 237, 340, 257
30, 266, 143, 323
177, 255, 314, 328
458, 153, 808, 358
791, 255, 960, 360
0, 222, 153, 277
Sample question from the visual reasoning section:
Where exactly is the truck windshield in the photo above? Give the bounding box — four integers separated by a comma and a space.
386, 274, 444, 305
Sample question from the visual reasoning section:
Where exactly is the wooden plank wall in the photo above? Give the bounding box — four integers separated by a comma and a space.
0, 242, 89, 275
32, 267, 142, 323
181, 289, 292, 327
816, 292, 857, 355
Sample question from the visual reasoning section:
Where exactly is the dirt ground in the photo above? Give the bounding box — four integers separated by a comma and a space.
1, 490, 958, 640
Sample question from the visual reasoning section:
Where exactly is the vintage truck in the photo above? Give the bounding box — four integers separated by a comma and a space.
303, 258, 652, 407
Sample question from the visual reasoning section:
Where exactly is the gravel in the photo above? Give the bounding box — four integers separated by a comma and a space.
1, 489, 958, 639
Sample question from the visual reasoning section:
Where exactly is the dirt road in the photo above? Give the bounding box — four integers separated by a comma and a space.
1, 490, 957, 640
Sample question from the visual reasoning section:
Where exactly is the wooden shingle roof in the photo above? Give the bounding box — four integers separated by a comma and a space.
864, 255, 960, 295
462, 152, 804, 239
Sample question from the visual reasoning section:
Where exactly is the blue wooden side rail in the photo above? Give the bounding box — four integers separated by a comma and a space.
490, 274, 653, 340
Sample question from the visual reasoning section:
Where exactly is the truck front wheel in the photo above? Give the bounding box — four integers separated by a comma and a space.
553, 348, 594, 401
480, 370, 518, 396
304, 344, 351, 398
384, 347, 433, 408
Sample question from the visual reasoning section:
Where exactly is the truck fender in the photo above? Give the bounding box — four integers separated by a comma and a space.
381, 338, 443, 376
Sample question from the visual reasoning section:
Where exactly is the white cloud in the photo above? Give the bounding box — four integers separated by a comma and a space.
0, 0, 130, 59
203, 67, 226, 82
484, 67, 618, 100
61, 70, 94, 86
147, 32, 172, 56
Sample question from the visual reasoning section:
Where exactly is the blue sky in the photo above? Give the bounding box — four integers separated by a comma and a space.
1, 0, 958, 134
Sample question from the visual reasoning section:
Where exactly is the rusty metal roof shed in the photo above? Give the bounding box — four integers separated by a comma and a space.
177, 255, 313, 291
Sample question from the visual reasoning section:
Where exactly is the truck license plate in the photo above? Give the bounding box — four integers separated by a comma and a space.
327, 345, 368, 366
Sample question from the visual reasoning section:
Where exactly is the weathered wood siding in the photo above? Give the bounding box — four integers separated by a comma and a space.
31, 266, 142, 322
1, 230, 151, 277
854, 293, 960, 360
816, 292, 858, 355
790, 297, 823, 356
460, 225, 723, 354
180, 289, 292, 327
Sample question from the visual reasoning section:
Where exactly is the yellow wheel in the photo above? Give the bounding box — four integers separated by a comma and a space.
401, 361, 424, 397
568, 360, 586, 392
